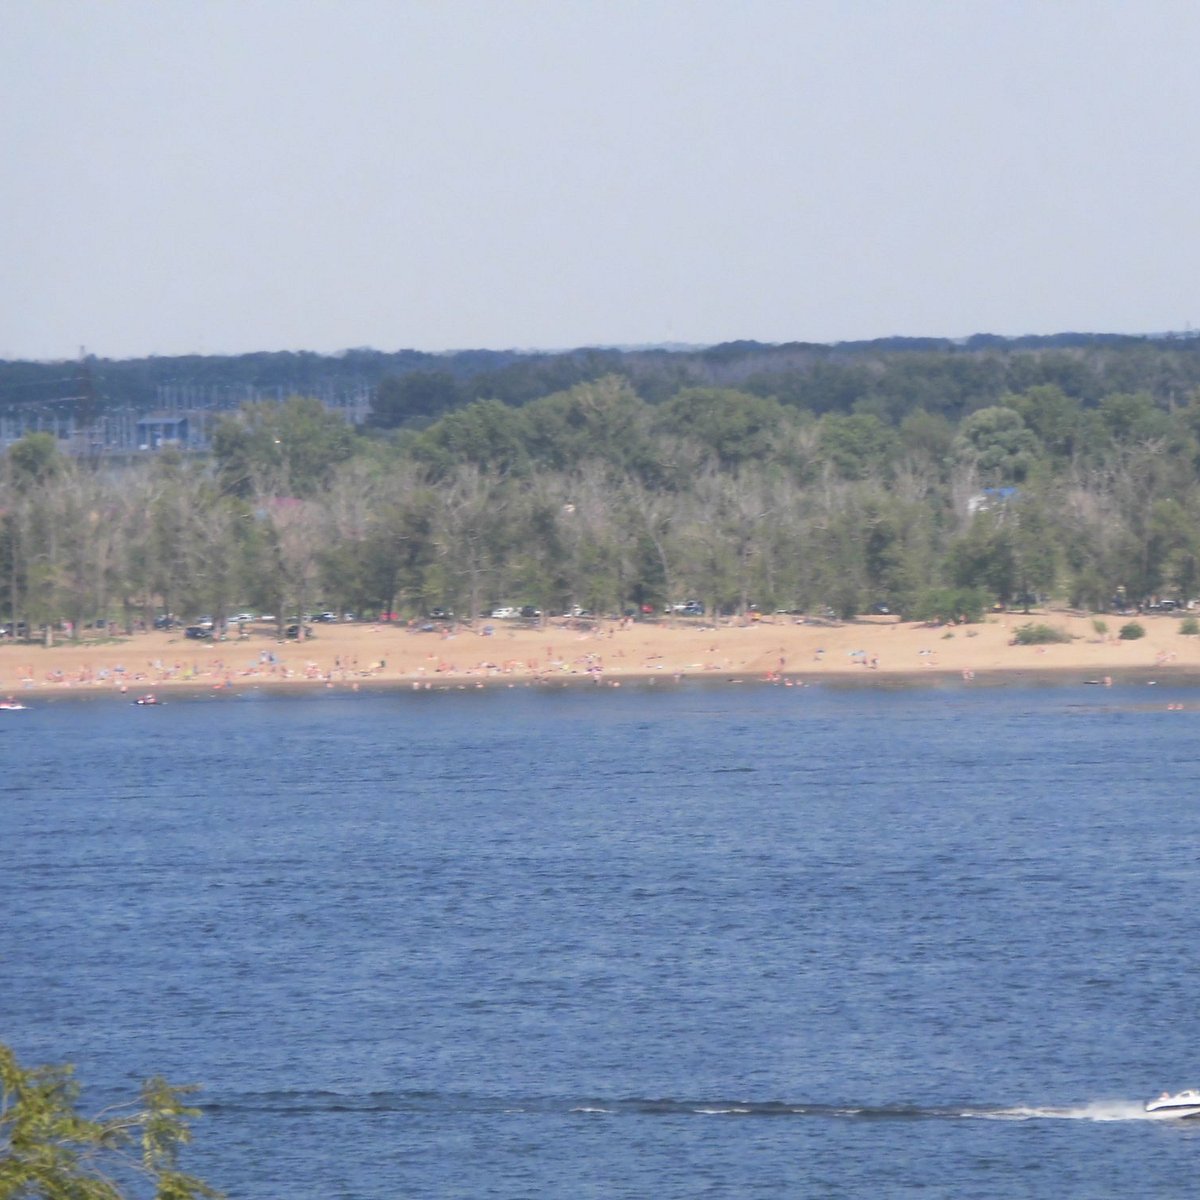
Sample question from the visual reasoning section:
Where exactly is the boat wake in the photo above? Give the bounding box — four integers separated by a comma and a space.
199, 1090, 1186, 1123
979, 1100, 1170, 1122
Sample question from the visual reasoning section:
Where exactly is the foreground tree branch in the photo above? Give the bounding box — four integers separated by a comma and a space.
0, 1043, 223, 1200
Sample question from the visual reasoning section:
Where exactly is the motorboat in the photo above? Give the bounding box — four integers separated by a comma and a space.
132, 694, 162, 706
1145, 1089, 1200, 1117
0, 698, 26, 710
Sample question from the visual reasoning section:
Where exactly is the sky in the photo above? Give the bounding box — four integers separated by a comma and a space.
3, 0, 1200, 361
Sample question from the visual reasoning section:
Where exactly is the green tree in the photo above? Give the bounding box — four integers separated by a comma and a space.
0, 1041, 222, 1199
1146, 498, 1200, 600
520, 377, 654, 475
897, 408, 954, 470
861, 496, 922, 612
556, 464, 639, 617
651, 388, 790, 469
906, 586, 988, 623
678, 468, 773, 616
946, 509, 1017, 603
431, 466, 510, 619
410, 399, 528, 478
1, 438, 71, 641
810, 508, 868, 618
954, 406, 1037, 483
6, 433, 63, 488
1006, 492, 1059, 609
1098, 391, 1167, 442
256, 496, 327, 639
816, 413, 897, 479
1007, 385, 1084, 459
369, 372, 462, 429
212, 397, 356, 498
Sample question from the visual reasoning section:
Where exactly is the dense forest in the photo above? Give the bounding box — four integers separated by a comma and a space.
5, 331, 1200, 424
3, 332, 1200, 638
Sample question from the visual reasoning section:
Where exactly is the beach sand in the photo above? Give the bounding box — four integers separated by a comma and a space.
0, 611, 1196, 697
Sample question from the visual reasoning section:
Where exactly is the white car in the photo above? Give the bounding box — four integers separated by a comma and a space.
490, 606, 518, 619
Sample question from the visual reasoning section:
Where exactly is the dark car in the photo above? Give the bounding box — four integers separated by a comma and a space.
428, 607, 454, 621
285, 624, 314, 639
184, 625, 211, 640
519, 605, 541, 619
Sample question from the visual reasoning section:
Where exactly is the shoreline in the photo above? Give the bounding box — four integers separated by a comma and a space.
2, 611, 1200, 699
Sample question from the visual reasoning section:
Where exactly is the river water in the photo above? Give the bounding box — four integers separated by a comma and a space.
4, 682, 1200, 1197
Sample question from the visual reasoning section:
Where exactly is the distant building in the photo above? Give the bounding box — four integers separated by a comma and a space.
136, 412, 198, 450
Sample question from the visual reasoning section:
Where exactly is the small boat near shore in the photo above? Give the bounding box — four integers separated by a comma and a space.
1145, 1089, 1200, 1117
132, 694, 163, 706
0, 699, 27, 710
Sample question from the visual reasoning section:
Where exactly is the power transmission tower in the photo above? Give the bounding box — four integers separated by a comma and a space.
75, 346, 100, 456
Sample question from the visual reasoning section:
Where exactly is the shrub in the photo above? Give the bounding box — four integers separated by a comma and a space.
1118, 621, 1146, 640
1180, 616, 1199, 636
1012, 622, 1072, 645
1092, 618, 1108, 636
906, 587, 988, 624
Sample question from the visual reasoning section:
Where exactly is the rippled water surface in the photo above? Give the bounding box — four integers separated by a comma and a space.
4, 683, 1200, 1197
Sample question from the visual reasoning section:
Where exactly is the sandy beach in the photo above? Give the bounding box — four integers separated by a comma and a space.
1, 611, 1198, 698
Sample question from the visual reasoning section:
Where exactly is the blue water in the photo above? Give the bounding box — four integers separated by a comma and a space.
4, 682, 1200, 1197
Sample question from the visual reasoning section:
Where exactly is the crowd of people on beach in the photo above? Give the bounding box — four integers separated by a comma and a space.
0, 649, 399, 692
3, 609, 1198, 698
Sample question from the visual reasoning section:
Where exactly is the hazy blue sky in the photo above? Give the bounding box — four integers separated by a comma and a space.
4, 0, 1199, 361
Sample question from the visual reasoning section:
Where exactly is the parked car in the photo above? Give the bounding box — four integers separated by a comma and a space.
428, 607, 454, 621
184, 625, 211, 640
312, 611, 339, 623
490, 606, 518, 619
519, 605, 541, 619
673, 600, 705, 616
285, 624, 314, 639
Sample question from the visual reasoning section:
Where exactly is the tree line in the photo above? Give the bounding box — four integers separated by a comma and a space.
6, 331, 1200, 427
4, 364, 1200, 639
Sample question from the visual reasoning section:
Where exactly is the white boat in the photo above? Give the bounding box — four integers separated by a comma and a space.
1145, 1089, 1200, 1117
0, 699, 26, 710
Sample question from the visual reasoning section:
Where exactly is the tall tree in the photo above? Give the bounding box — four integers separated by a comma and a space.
953, 406, 1037, 484
212, 397, 356, 498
